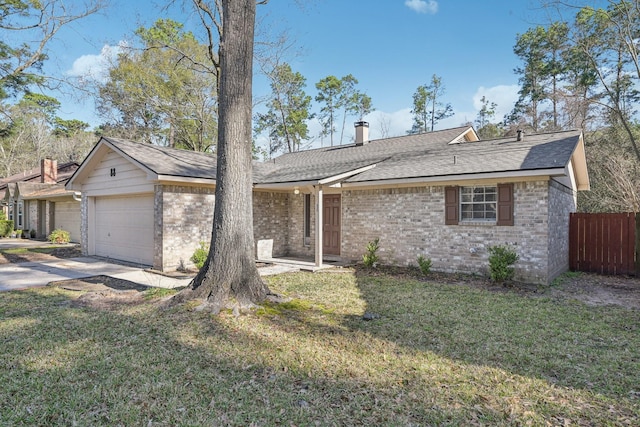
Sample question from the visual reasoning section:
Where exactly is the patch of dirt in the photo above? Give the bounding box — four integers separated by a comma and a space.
546, 273, 640, 310
50, 275, 150, 310
359, 265, 640, 310
0, 244, 82, 264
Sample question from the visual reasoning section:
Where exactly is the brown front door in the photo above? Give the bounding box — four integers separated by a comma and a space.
323, 194, 341, 255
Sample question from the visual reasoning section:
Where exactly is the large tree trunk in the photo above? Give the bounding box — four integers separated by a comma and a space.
174, 0, 270, 313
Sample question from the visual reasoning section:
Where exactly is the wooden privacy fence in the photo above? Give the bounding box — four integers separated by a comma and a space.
569, 212, 639, 275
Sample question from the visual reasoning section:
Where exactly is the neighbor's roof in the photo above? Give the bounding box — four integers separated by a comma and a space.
16, 182, 75, 199
0, 161, 79, 190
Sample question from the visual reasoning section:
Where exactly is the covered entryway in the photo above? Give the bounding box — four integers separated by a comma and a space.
54, 201, 81, 242
323, 194, 341, 255
94, 195, 154, 265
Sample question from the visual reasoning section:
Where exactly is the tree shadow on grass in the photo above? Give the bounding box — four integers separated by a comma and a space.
348, 267, 640, 401
1, 279, 639, 426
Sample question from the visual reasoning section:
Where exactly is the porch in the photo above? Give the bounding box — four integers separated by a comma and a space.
257, 256, 351, 274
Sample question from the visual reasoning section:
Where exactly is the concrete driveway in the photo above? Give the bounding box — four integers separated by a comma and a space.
0, 239, 193, 291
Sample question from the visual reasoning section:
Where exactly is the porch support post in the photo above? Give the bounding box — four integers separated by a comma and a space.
315, 185, 323, 267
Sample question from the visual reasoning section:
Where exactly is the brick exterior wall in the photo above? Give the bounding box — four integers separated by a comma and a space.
285, 192, 315, 258
252, 191, 290, 258
26, 201, 37, 233
338, 181, 565, 284
547, 180, 576, 280
77, 178, 573, 284
80, 196, 89, 255
157, 184, 215, 271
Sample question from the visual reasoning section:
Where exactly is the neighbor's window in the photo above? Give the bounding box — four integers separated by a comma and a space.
460, 186, 497, 221
303, 194, 311, 246
17, 201, 23, 228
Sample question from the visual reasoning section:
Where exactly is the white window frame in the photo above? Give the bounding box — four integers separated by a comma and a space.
460, 186, 497, 222
17, 201, 24, 229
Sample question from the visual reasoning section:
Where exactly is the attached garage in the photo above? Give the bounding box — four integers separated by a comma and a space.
66, 137, 220, 271
94, 194, 155, 266
54, 200, 81, 242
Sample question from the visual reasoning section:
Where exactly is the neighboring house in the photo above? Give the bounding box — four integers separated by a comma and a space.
1, 160, 81, 240
66, 124, 589, 284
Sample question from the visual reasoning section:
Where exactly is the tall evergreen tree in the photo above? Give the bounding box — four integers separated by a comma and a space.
409, 74, 453, 133
255, 63, 312, 154
97, 19, 218, 151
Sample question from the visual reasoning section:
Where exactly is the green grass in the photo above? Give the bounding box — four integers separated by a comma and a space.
0, 246, 72, 255
1, 270, 638, 425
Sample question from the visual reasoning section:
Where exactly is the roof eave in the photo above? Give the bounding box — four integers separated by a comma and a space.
342, 168, 568, 188
156, 175, 216, 186
21, 192, 77, 200
571, 133, 590, 191
253, 180, 319, 190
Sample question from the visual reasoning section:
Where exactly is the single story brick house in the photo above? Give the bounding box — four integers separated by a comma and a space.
1, 160, 81, 240
66, 124, 589, 284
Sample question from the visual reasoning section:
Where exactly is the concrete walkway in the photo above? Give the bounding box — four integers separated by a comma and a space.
0, 257, 192, 292
0, 239, 307, 292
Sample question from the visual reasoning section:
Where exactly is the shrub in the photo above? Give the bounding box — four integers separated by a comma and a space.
15, 229, 22, 238
488, 244, 519, 284
0, 220, 13, 237
48, 229, 70, 244
0, 211, 5, 220
30, 229, 36, 238
362, 238, 380, 268
191, 241, 209, 270
417, 255, 432, 275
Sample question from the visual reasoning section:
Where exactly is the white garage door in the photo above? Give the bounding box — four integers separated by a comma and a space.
95, 195, 154, 266
54, 201, 81, 243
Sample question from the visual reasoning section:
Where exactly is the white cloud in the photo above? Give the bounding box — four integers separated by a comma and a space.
366, 108, 413, 139
472, 85, 520, 121
66, 42, 126, 82
405, 0, 438, 14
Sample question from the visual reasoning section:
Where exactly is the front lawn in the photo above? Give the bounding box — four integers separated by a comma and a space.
1, 269, 638, 425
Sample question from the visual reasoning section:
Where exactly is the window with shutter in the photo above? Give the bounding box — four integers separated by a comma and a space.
446, 184, 514, 226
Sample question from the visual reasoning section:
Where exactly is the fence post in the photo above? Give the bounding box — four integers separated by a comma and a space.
636, 213, 640, 276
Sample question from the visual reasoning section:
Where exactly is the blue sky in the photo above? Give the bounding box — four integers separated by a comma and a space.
40, 0, 558, 147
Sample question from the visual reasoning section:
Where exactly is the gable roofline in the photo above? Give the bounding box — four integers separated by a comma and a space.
67, 137, 219, 190
570, 133, 589, 191
66, 137, 159, 190
448, 127, 479, 144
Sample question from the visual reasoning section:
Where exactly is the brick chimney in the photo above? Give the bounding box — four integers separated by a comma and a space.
355, 121, 369, 146
41, 159, 57, 183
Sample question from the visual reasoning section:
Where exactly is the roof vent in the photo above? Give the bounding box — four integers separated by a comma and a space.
355, 121, 369, 146
516, 129, 524, 142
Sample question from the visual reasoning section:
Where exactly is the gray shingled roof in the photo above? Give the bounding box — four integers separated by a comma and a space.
100, 128, 582, 186
259, 128, 581, 184
345, 130, 582, 183
102, 137, 219, 180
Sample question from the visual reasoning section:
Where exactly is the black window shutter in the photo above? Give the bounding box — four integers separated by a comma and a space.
497, 183, 514, 226
444, 186, 459, 225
